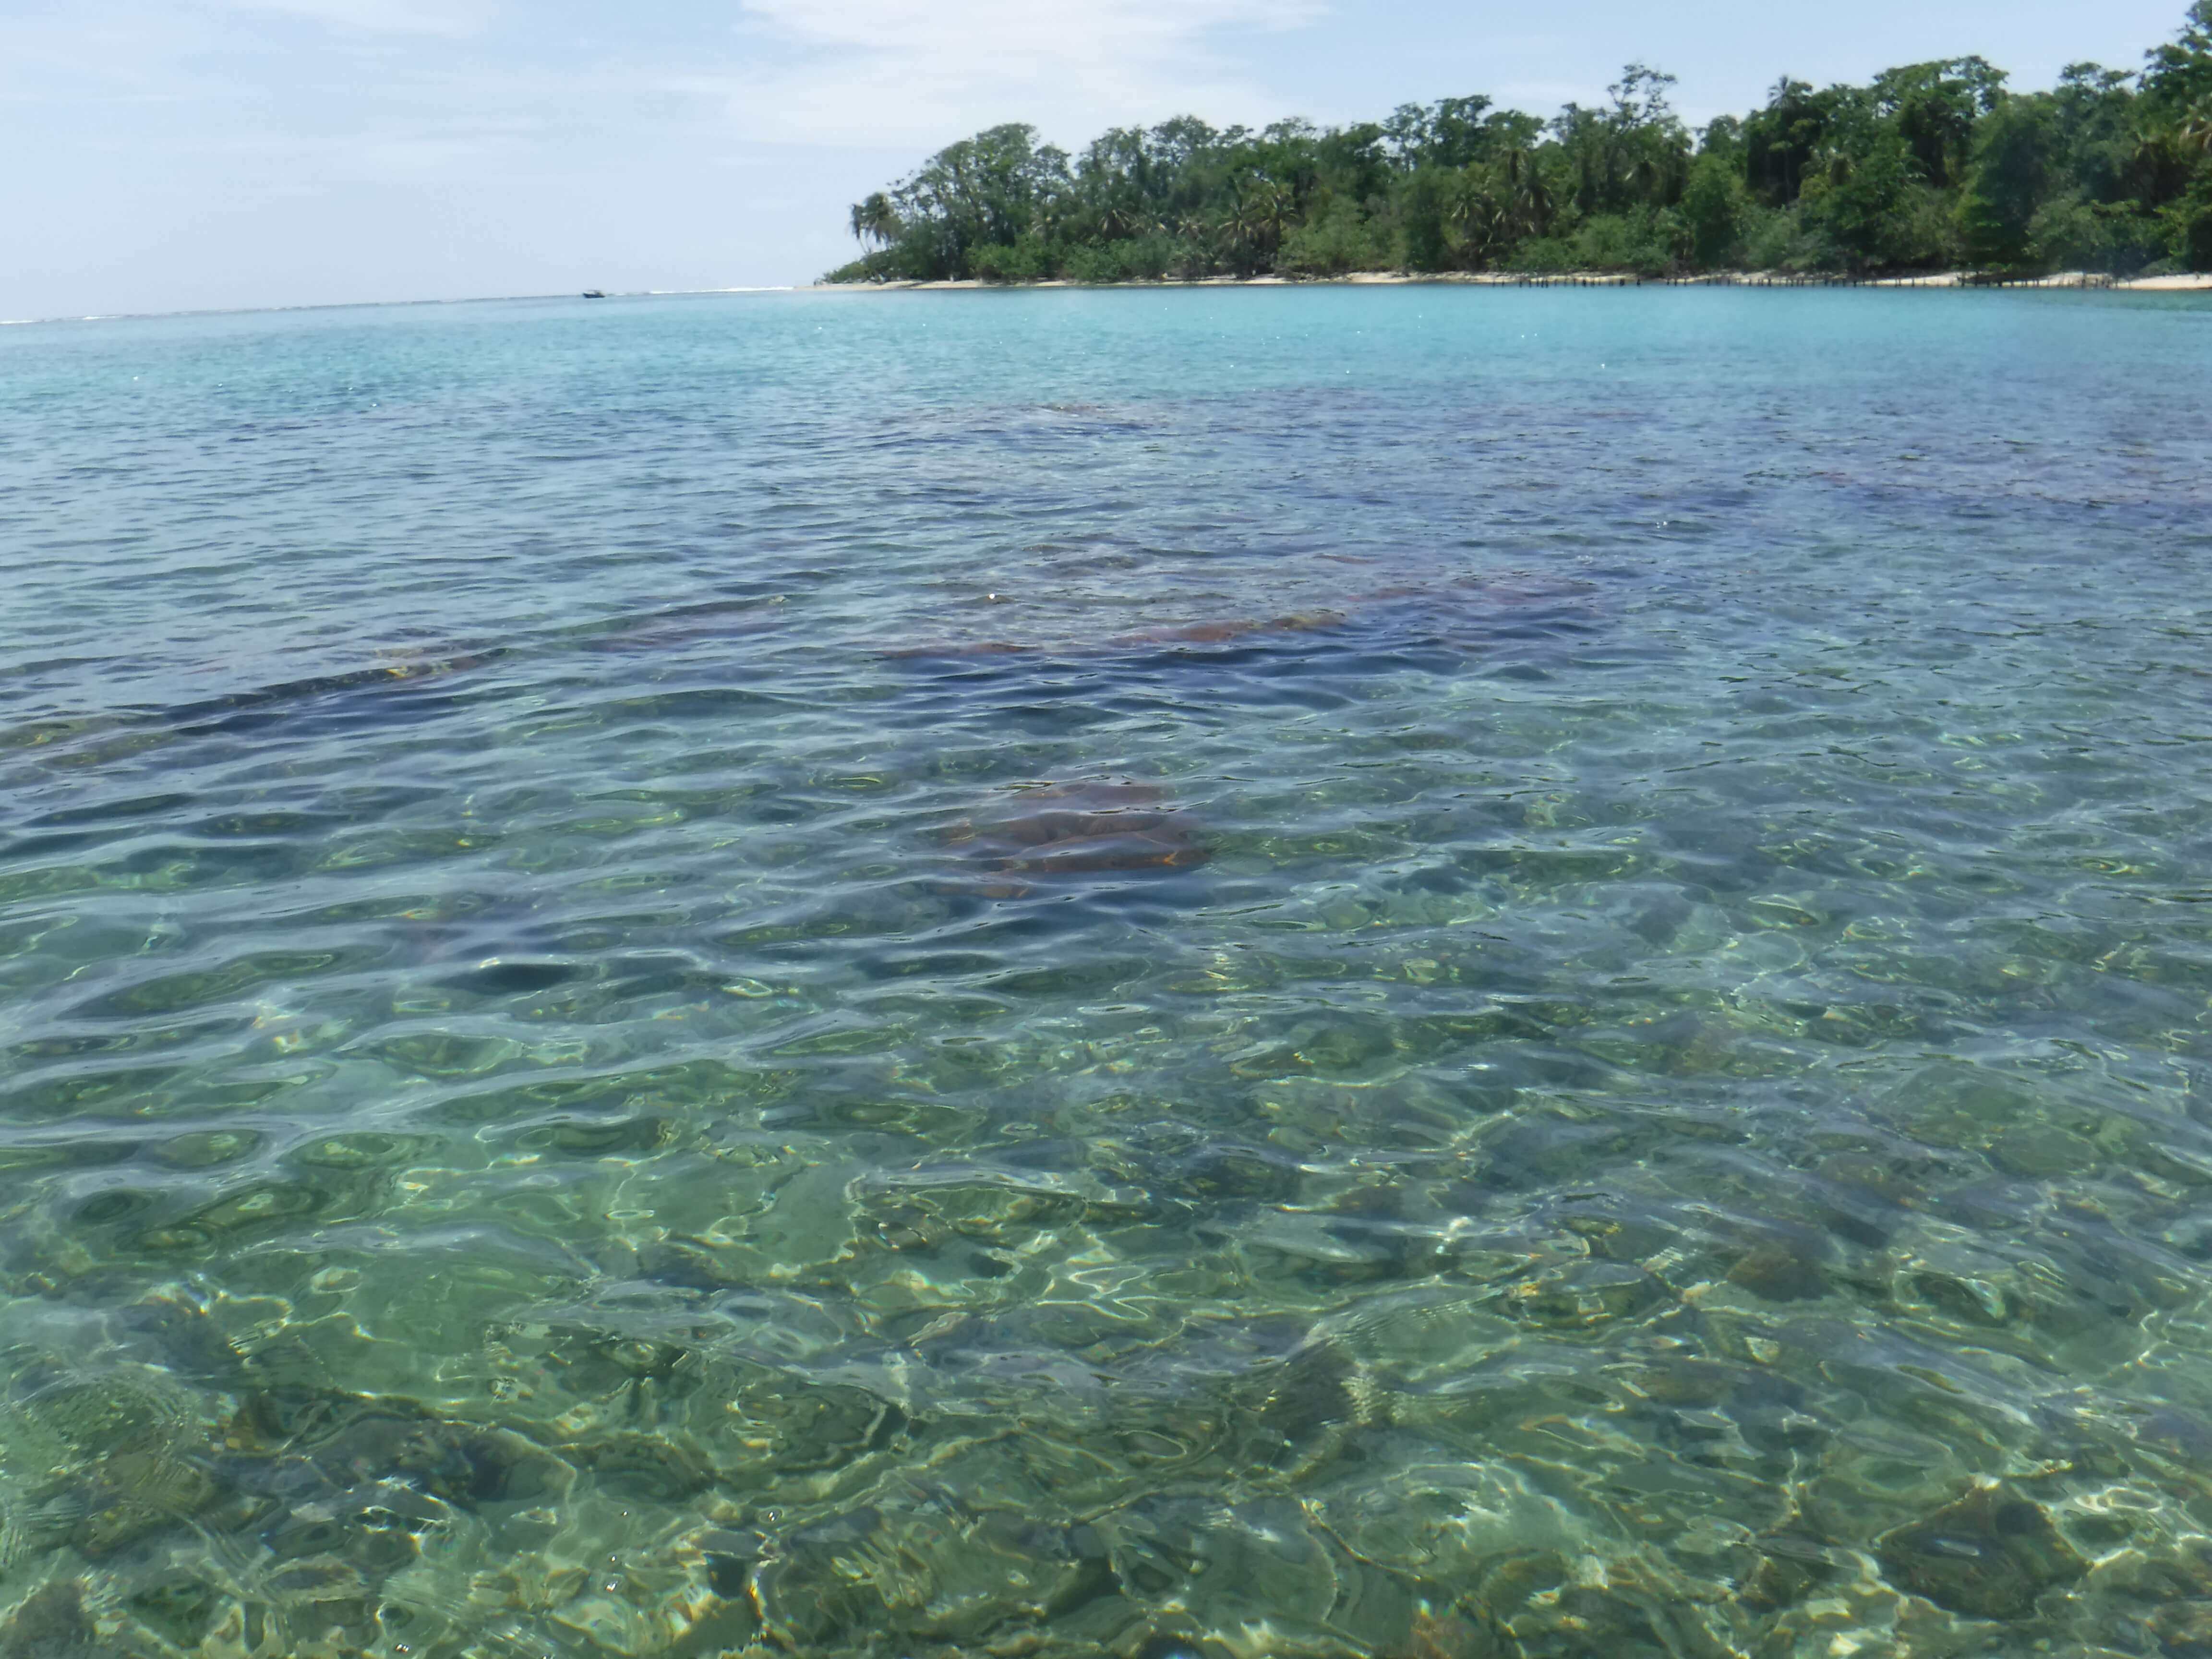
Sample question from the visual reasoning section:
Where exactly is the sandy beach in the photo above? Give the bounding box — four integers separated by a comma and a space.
814, 270, 2212, 292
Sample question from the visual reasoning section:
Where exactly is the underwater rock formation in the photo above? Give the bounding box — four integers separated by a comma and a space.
1876, 1483, 2085, 1621
0, 1582, 93, 1658
942, 779, 1209, 881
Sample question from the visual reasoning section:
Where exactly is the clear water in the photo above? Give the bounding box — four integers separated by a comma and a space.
2, 287, 2212, 1658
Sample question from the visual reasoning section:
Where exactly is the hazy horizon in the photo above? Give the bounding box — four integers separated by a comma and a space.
3, 0, 2197, 321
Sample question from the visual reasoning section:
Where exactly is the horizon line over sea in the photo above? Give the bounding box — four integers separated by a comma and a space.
11, 266, 2212, 330
0, 285, 810, 331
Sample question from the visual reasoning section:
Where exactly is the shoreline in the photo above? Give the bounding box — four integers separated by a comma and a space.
812, 269, 2212, 293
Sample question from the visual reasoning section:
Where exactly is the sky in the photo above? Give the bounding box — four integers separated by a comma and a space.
1, 0, 2196, 319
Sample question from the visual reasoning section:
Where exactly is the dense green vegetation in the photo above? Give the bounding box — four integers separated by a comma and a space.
827, 3, 2212, 282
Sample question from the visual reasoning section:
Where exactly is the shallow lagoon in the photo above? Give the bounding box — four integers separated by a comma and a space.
2, 286, 2212, 1656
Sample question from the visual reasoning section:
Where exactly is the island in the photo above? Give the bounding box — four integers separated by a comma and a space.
826, 3, 2212, 287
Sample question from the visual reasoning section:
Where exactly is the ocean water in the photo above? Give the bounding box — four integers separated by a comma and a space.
1, 285, 2211, 1658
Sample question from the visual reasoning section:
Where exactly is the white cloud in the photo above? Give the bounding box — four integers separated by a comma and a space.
715, 0, 1321, 149
223, 0, 487, 36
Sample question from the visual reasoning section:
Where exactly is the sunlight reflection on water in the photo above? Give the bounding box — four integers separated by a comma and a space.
0, 286, 2210, 1657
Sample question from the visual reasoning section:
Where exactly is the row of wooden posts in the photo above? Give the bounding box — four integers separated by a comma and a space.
1486, 272, 2119, 289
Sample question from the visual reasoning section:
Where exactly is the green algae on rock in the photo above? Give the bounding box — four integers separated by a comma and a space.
1876, 1484, 2087, 1621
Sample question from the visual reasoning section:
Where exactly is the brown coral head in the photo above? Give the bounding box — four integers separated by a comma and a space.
946, 778, 1209, 878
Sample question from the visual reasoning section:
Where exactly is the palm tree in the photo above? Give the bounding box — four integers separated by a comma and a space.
849, 192, 900, 249
2125, 123, 2189, 204
2178, 103, 2212, 156
1225, 179, 1292, 265
1098, 201, 1154, 240
1504, 150, 1553, 238
1443, 171, 1500, 265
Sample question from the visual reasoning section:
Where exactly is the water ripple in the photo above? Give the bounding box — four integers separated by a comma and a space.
0, 288, 2210, 1657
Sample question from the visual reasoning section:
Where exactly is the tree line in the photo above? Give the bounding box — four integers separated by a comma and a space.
827, 3, 2212, 282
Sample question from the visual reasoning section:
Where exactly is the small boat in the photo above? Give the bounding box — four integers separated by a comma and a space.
582, 289, 608, 300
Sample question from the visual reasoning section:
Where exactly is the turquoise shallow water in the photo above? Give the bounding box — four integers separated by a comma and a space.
2, 286, 2212, 1657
